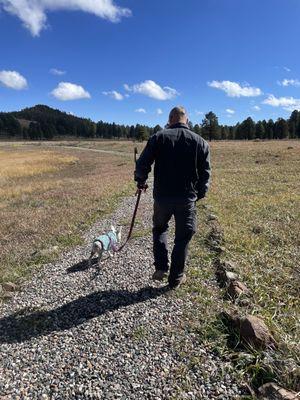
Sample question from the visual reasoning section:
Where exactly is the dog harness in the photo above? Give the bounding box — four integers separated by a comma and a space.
94, 231, 118, 252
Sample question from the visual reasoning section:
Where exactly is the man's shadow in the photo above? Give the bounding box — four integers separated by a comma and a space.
0, 286, 169, 344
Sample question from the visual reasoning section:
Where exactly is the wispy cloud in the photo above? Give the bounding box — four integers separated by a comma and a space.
195, 110, 204, 116
208, 80, 262, 97
226, 108, 235, 115
262, 94, 300, 112
0, 0, 131, 36
102, 90, 124, 100
284, 66, 291, 72
0, 70, 27, 90
50, 68, 66, 76
252, 105, 261, 111
135, 108, 146, 113
277, 78, 300, 87
157, 108, 163, 115
125, 80, 179, 100
51, 82, 90, 101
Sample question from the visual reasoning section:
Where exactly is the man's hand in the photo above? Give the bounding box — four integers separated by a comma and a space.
137, 181, 148, 191
197, 192, 206, 201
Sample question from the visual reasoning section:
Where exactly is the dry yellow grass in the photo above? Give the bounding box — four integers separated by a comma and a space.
0, 150, 77, 179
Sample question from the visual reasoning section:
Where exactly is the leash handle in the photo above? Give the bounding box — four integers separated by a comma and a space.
134, 147, 138, 164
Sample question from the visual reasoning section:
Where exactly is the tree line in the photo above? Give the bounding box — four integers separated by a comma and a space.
194, 111, 300, 141
0, 105, 159, 141
1, 104, 300, 141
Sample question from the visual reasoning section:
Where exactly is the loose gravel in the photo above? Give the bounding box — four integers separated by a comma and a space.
0, 187, 245, 399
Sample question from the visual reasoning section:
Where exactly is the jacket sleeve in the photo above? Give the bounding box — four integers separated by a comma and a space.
196, 140, 211, 199
134, 135, 157, 183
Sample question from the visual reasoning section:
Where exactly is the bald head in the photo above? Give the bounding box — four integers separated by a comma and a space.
168, 106, 188, 126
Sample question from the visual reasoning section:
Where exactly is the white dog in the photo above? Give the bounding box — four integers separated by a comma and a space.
88, 225, 122, 267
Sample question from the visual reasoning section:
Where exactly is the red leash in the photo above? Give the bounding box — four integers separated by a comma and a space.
117, 188, 144, 252
117, 147, 146, 252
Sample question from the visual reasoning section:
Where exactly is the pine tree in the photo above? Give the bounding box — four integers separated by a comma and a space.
193, 124, 201, 135
241, 117, 255, 140
28, 122, 43, 140
255, 121, 265, 139
202, 112, 219, 141
266, 119, 274, 139
136, 126, 148, 142
288, 110, 300, 138
274, 118, 288, 139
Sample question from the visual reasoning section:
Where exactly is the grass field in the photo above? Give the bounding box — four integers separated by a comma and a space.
186, 140, 300, 393
0, 139, 299, 392
0, 143, 134, 285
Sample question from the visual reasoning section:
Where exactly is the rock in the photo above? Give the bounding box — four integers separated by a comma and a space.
226, 280, 250, 300
2, 282, 17, 292
1, 291, 14, 299
225, 271, 238, 281
214, 246, 225, 254
215, 262, 238, 286
208, 214, 218, 221
258, 382, 299, 399
233, 315, 277, 349
252, 225, 263, 234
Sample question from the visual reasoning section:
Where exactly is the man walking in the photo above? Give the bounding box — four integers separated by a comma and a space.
135, 106, 211, 289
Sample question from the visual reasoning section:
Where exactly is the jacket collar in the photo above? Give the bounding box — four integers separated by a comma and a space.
168, 122, 189, 129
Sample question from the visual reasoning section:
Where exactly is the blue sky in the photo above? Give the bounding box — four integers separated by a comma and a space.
1, 0, 300, 126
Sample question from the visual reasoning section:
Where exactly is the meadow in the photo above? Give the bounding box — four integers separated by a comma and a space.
186, 140, 300, 392
0, 143, 134, 285
0, 139, 299, 392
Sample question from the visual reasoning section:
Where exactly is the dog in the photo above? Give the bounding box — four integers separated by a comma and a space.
88, 225, 122, 267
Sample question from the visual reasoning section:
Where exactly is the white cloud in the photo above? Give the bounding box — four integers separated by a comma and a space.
284, 66, 291, 72
102, 90, 124, 100
208, 80, 262, 97
226, 108, 235, 114
0, 0, 131, 36
135, 108, 146, 113
252, 105, 261, 111
50, 68, 66, 76
262, 95, 300, 112
195, 110, 204, 115
125, 80, 179, 100
51, 82, 90, 101
0, 70, 28, 90
157, 108, 163, 115
278, 78, 300, 87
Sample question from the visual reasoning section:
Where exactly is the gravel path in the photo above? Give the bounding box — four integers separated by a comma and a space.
0, 187, 245, 399
24, 143, 133, 157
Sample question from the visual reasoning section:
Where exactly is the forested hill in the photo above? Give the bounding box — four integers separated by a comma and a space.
0, 105, 156, 141
1, 104, 300, 141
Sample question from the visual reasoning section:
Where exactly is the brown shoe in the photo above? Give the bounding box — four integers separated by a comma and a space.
152, 270, 168, 281
168, 274, 187, 290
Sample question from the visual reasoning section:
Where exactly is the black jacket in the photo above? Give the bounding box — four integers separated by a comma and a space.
135, 123, 211, 203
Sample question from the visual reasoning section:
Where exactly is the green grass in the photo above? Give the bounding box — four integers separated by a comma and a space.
183, 140, 300, 393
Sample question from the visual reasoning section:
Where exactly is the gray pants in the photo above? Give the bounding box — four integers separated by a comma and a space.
152, 201, 196, 286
